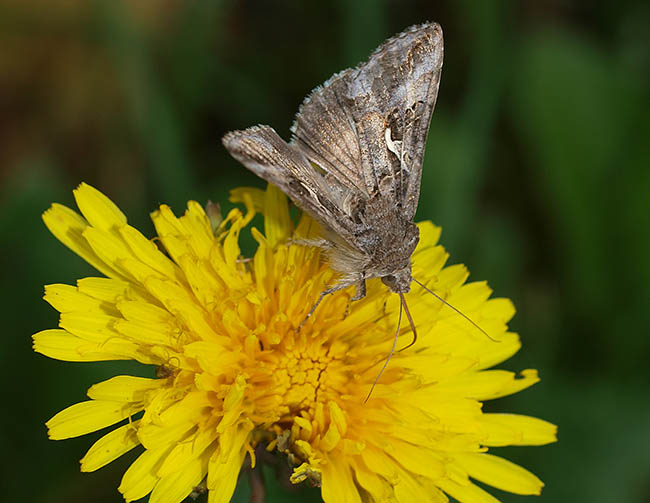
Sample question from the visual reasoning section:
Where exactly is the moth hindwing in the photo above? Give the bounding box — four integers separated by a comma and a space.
223, 22, 443, 299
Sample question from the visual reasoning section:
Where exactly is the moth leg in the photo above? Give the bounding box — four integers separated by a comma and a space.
298, 279, 356, 331
351, 279, 367, 301
343, 278, 367, 317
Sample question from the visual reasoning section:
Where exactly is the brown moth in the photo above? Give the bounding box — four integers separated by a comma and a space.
224, 22, 442, 298
223, 23, 447, 395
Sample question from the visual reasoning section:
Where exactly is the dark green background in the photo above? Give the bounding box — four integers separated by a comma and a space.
1, 1, 649, 502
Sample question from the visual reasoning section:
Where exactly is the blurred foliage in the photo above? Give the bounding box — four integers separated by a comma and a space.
1, 1, 649, 502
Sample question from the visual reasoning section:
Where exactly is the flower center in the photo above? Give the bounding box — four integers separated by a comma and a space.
277, 344, 328, 408
247, 326, 354, 420
277, 330, 344, 407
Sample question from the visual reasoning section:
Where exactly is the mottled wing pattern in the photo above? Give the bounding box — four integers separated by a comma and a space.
289, 68, 369, 196
222, 125, 358, 243
292, 22, 443, 221
223, 23, 443, 249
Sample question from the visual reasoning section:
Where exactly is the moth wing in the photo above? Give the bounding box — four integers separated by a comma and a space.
352, 22, 443, 220
289, 68, 370, 196
292, 22, 443, 220
222, 125, 361, 244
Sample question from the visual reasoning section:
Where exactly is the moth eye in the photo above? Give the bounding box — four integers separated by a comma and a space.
381, 274, 399, 290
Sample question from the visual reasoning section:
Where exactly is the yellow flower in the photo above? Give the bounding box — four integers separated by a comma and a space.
34, 182, 556, 503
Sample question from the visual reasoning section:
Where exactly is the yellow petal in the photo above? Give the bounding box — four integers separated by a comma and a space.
176, 254, 225, 307
32, 329, 135, 362
480, 413, 558, 446
206, 424, 251, 502
119, 446, 170, 502
113, 318, 177, 346
320, 422, 340, 452
222, 218, 243, 268
412, 225, 446, 277
207, 455, 245, 503
290, 462, 322, 485
150, 456, 206, 503
435, 263, 469, 292
435, 369, 540, 400
447, 281, 493, 314
138, 420, 196, 451
120, 257, 167, 287
482, 297, 516, 323
151, 206, 189, 263
437, 478, 499, 503
321, 455, 361, 503
119, 225, 181, 280
229, 186, 265, 214
416, 220, 442, 248
475, 332, 522, 370
350, 458, 394, 502
82, 227, 143, 281
399, 353, 477, 381
87, 376, 164, 402
157, 206, 211, 267
413, 392, 483, 431
293, 440, 314, 462
157, 427, 216, 477
184, 341, 240, 375
160, 392, 213, 427
182, 201, 215, 257
394, 468, 446, 503
152, 202, 214, 262
59, 311, 120, 343
217, 376, 246, 433
328, 400, 347, 437
117, 299, 174, 325
387, 440, 445, 479
263, 183, 292, 247
138, 392, 212, 450
81, 421, 141, 472
76, 277, 130, 302
44, 284, 108, 314
47, 400, 141, 440
73, 182, 127, 231
142, 278, 221, 344
210, 248, 248, 290
292, 212, 322, 240
42, 203, 118, 278
455, 452, 544, 495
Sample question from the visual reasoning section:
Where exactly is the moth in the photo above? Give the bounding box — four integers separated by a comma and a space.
223, 23, 450, 395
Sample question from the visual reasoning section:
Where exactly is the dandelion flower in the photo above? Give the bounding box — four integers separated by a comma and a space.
34, 182, 557, 503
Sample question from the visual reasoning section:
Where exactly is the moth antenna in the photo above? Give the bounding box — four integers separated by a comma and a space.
364, 295, 403, 403
412, 277, 498, 342
398, 292, 418, 351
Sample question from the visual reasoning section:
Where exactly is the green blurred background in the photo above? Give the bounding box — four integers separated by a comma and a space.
1, 1, 649, 502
